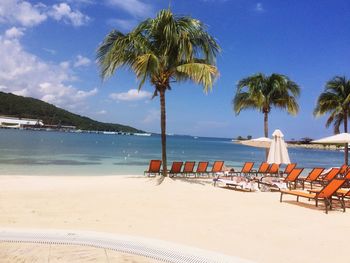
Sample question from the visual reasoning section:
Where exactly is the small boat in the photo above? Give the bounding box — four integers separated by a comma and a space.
103, 131, 117, 135
134, 133, 151, 136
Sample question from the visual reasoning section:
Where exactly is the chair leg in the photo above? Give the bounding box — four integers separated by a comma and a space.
340, 196, 346, 212
324, 199, 329, 214
296, 196, 299, 202
280, 192, 283, 202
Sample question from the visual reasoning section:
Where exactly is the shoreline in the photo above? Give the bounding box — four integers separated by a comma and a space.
1, 175, 350, 263
287, 143, 342, 151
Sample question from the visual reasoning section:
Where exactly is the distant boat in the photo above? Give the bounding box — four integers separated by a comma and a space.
193, 136, 198, 139
103, 131, 117, 135
134, 133, 151, 137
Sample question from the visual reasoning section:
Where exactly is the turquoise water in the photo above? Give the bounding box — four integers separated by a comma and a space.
0, 129, 343, 175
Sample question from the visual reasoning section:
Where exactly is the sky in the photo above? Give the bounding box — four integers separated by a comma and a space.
0, 0, 349, 139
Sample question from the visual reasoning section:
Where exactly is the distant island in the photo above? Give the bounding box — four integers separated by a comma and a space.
0, 92, 144, 133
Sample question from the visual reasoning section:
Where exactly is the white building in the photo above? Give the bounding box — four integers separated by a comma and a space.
0, 116, 44, 128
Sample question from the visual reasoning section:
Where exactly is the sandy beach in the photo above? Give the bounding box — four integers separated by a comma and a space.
0, 175, 349, 262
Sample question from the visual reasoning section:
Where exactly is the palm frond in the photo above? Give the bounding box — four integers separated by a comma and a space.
176, 63, 218, 92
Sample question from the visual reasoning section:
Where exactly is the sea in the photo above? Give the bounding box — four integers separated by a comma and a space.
0, 129, 343, 175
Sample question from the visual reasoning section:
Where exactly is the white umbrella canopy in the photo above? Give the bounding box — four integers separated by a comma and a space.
238, 137, 272, 148
312, 133, 350, 164
311, 133, 350, 144
267, 129, 291, 164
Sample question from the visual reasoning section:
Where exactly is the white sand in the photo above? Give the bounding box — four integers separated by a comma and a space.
0, 175, 349, 263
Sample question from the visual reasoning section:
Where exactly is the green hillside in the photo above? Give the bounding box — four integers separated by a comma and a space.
0, 92, 143, 132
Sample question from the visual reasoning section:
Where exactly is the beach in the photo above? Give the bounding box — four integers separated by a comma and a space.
0, 175, 349, 263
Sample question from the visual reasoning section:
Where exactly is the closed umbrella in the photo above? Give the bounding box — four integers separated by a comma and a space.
267, 129, 290, 164
311, 133, 350, 164
237, 137, 272, 148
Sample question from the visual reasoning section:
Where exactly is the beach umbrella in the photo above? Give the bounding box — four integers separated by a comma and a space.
267, 129, 290, 164
312, 133, 350, 164
237, 137, 272, 148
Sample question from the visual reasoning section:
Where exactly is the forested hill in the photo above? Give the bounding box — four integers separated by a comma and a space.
0, 92, 143, 132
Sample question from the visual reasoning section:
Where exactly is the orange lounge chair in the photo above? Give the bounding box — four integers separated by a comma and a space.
258, 168, 304, 190
339, 164, 348, 176
195, 161, 209, 177
168, 161, 183, 177
284, 168, 304, 189
310, 169, 350, 198
280, 163, 297, 177
298, 168, 325, 189
144, 160, 162, 176
316, 167, 340, 186
181, 161, 196, 177
209, 161, 224, 177
229, 162, 254, 178
280, 179, 346, 213
267, 163, 280, 176
253, 162, 270, 176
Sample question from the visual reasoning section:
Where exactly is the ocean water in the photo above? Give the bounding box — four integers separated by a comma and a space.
0, 129, 344, 175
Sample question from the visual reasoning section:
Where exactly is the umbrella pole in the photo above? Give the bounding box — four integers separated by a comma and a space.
346, 143, 349, 165
265, 149, 268, 161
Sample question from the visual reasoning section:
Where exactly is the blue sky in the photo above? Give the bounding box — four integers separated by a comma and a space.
0, 0, 349, 139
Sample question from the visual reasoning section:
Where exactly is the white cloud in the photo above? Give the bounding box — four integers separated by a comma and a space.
142, 109, 159, 124
60, 61, 70, 70
106, 0, 152, 18
0, 33, 97, 109
255, 3, 264, 12
66, 0, 96, 5
109, 89, 152, 101
0, 0, 47, 27
4, 27, 25, 39
74, 55, 91, 67
49, 3, 90, 27
107, 18, 137, 31
43, 48, 56, 55
0, 1, 89, 28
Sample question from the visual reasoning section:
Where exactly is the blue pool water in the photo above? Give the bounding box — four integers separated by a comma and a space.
0, 129, 343, 175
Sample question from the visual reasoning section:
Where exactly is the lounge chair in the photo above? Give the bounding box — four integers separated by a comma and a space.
339, 164, 348, 176
144, 160, 162, 177
168, 161, 183, 177
258, 168, 304, 190
195, 161, 209, 177
267, 163, 280, 176
280, 178, 346, 213
316, 167, 340, 186
279, 163, 297, 177
214, 177, 256, 191
310, 169, 350, 197
253, 162, 270, 176
181, 161, 196, 177
297, 168, 325, 189
229, 162, 254, 178
209, 161, 224, 177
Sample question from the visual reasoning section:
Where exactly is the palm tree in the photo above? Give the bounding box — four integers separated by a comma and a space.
233, 73, 300, 158
314, 76, 350, 164
97, 9, 220, 176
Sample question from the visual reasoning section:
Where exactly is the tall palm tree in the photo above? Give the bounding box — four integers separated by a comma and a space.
314, 76, 350, 164
233, 73, 300, 158
97, 9, 220, 176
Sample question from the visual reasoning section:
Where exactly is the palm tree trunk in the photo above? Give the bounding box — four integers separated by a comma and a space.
159, 88, 168, 176
264, 112, 269, 160
344, 110, 348, 165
